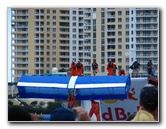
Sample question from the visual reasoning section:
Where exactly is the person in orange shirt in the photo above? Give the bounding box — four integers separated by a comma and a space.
76, 60, 84, 76
68, 94, 76, 110
118, 68, 126, 76
70, 61, 76, 76
107, 59, 115, 76
89, 100, 101, 121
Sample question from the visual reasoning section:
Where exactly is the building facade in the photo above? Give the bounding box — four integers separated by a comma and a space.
10, 8, 159, 82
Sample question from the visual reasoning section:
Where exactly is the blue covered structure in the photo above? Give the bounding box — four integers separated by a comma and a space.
17, 75, 131, 100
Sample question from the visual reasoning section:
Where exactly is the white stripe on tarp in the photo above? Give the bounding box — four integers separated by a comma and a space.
68, 76, 78, 88
75, 83, 126, 88
17, 82, 67, 88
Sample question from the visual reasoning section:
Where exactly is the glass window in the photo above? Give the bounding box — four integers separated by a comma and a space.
118, 18, 122, 22
101, 59, 105, 64
118, 11, 122, 15
101, 66, 105, 72
118, 25, 122, 29
118, 51, 122, 56
118, 44, 122, 49
53, 10, 56, 14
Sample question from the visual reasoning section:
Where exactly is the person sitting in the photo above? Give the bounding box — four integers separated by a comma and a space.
118, 68, 126, 76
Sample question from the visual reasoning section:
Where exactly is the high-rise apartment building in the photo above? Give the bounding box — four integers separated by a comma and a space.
10, 8, 159, 82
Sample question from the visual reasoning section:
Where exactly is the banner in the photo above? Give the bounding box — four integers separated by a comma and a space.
100, 78, 148, 121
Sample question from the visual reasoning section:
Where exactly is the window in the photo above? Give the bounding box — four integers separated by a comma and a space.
118, 38, 122, 43
126, 44, 129, 49
72, 52, 76, 56
93, 8, 96, 12
47, 40, 50, 43
47, 28, 50, 32
93, 32, 96, 38
53, 40, 56, 44
52, 58, 56, 62
73, 11, 76, 15
101, 39, 105, 44
47, 58, 50, 62
131, 17, 133, 21
126, 24, 129, 29
126, 31, 129, 36
93, 39, 96, 44
47, 10, 50, 13
53, 16, 56, 20
47, 52, 50, 55
101, 12, 105, 17
118, 44, 122, 49
101, 59, 105, 64
101, 52, 105, 57
73, 17, 76, 21
73, 46, 76, 50
126, 38, 129, 42
93, 46, 96, 51
73, 22, 76, 26
126, 58, 129, 62
52, 28, 56, 32
73, 28, 76, 32
118, 51, 122, 56
47, 16, 50, 20
53, 52, 56, 55
53, 22, 56, 26
93, 26, 96, 31
118, 25, 122, 29
73, 34, 76, 38
101, 66, 105, 72
47, 22, 50, 26
47, 46, 50, 50
101, 32, 105, 37
53, 10, 56, 14
126, 18, 129, 22
101, 45, 105, 51
131, 24, 133, 28
118, 18, 122, 22
101, 25, 105, 31
53, 34, 56, 38
118, 58, 122, 63
126, 11, 129, 15
118, 31, 122, 36
118, 11, 122, 15
52, 46, 56, 50
52, 64, 56, 67
93, 19, 96, 25
73, 40, 76, 44
101, 19, 105, 24
131, 44, 134, 48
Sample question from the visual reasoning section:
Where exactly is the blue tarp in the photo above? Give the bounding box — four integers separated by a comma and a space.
17, 74, 131, 100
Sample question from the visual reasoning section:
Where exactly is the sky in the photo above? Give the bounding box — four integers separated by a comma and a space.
4, 0, 165, 128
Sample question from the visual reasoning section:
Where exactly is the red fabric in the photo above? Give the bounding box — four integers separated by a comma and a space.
118, 70, 126, 76
70, 63, 76, 76
68, 95, 76, 107
89, 101, 101, 121
107, 62, 115, 76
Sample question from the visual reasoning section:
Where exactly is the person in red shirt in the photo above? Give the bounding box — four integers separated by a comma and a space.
118, 68, 126, 76
76, 60, 84, 76
89, 100, 101, 121
107, 59, 115, 76
70, 61, 76, 76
